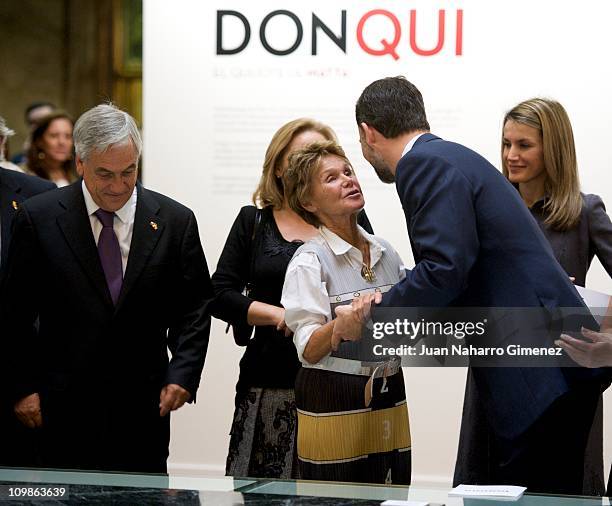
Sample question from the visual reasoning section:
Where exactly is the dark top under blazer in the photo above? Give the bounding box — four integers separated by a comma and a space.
0, 181, 213, 471
0, 167, 55, 273
528, 193, 612, 286
379, 133, 606, 440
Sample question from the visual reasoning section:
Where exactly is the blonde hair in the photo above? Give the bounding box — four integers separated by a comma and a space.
252, 118, 337, 208
502, 98, 582, 231
283, 140, 350, 227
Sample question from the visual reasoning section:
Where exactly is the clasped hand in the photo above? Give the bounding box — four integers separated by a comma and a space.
159, 383, 191, 416
275, 307, 293, 337
14, 393, 42, 429
331, 292, 382, 351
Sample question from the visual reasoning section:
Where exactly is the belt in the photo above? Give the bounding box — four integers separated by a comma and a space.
302, 356, 401, 377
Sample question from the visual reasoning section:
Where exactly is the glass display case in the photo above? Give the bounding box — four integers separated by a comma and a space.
0, 467, 608, 505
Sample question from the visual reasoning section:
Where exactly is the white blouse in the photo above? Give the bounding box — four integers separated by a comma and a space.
281, 225, 406, 366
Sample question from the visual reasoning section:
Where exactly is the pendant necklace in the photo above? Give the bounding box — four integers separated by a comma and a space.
361, 263, 376, 283
360, 241, 376, 282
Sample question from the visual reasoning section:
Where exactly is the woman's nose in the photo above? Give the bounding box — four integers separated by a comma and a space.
506, 145, 519, 160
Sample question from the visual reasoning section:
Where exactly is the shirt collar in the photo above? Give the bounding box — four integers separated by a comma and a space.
319, 225, 386, 267
401, 132, 427, 158
511, 184, 549, 210
81, 180, 137, 224
531, 194, 548, 210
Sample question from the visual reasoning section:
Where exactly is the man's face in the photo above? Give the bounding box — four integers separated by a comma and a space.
358, 127, 395, 184
76, 141, 139, 212
27, 105, 54, 129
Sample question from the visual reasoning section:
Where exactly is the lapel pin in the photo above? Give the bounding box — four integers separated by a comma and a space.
12, 200, 19, 210
150, 221, 158, 231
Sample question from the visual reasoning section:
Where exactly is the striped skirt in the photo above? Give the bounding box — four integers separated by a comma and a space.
295, 367, 411, 484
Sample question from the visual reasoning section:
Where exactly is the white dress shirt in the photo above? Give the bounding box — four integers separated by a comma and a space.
82, 180, 137, 274
401, 132, 426, 158
282, 225, 406, 366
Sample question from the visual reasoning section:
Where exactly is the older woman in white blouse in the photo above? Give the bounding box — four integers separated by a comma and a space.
280, 140, 411, 485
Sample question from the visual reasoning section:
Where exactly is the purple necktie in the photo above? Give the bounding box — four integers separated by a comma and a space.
94, 209, 123, 305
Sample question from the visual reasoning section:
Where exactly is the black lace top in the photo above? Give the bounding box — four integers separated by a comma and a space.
212, 205, 373, 393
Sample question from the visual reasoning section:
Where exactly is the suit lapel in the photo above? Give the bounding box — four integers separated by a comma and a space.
56, 182, 113, 307
1, 170, 23, 267
116, 184, 164, 309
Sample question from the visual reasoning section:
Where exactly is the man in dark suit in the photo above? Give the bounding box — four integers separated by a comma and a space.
0, 168, 55, 275
352, 77, 607, 495
0, 104, 214, 473
0, 168, 55, 466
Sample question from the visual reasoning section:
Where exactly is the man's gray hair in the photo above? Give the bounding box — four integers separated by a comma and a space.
73, 103, 142, 161
0, 116, 15, 138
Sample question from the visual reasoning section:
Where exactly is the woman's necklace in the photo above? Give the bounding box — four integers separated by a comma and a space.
360, 240, 376, 282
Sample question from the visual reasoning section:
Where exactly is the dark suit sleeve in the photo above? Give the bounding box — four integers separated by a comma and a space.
380, 154, 479, 308
357, 209, 374, 234
586, 194, 612, 278
165, 211, 214, 400
210, 206, 257, 345
0, 205, 42, 402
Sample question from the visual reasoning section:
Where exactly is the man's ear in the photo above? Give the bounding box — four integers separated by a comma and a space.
360, 122, 380, 146
75, 156, 84, 177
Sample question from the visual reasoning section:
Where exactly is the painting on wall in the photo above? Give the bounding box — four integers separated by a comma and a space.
113, 0, 142, 76
112, 0, 142, 127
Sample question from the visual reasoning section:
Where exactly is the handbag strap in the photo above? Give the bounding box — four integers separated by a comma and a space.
246, 208, 263, 297
225, 207, 263, 338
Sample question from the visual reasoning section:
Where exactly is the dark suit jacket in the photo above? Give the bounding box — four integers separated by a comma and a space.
379, 133, 605, 440
0, 168, 55, 274
0, 168, 54, 467
0, 180, 213, 472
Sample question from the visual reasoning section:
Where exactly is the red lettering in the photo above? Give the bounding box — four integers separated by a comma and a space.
456, 9, 463, 56
410, 9, 445, 56
356, 9, 401, 60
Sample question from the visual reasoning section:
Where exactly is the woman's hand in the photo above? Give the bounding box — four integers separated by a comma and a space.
275, 307, 293, 337
331, 292, 382, 351
332, 305, 362, 351
555, 327, 612, 368
247, 302, 292, 336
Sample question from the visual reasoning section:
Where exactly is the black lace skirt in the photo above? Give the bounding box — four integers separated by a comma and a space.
225, 387, 299, 479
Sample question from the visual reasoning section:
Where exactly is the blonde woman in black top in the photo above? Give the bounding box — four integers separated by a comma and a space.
211, 118, 372, 478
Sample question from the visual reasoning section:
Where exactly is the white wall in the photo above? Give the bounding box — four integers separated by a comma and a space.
144, 0, 612, 484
